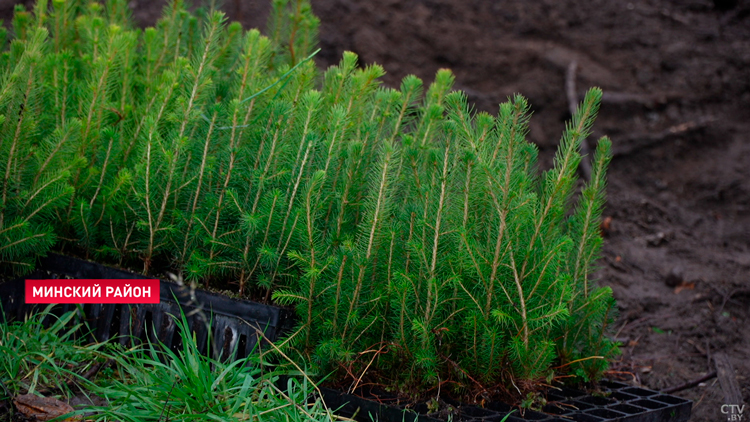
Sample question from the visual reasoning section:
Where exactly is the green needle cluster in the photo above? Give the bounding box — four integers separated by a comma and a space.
0, 0, 619, 398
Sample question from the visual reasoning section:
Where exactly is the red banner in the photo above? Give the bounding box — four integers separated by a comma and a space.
25, 279, 160, 304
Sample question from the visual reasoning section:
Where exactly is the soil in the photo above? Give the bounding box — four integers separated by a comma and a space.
2, 0, 749, 421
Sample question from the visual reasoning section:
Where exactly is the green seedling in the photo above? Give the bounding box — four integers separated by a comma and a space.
1, 0, 619, 401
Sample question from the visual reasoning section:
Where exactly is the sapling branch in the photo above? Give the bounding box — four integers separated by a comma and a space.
2, 65, 35, 229
181, 109, 219, 265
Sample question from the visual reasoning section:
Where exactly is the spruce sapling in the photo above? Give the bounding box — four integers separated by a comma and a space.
1, 0, 619, 399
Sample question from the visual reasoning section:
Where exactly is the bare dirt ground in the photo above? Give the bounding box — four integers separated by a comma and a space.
2, 0, 749, 420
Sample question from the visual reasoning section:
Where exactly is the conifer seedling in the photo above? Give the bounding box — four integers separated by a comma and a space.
0, 0, 619, 401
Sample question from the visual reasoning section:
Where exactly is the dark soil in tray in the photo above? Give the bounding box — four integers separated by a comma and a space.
2, 0, 749, 421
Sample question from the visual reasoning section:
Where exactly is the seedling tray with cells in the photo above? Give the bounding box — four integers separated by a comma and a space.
315, 380, 691, 422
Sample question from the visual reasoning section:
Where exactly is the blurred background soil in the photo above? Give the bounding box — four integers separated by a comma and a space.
2, 0, 749, 420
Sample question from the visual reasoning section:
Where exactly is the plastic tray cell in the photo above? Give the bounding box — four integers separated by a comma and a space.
316, 379, 692, 422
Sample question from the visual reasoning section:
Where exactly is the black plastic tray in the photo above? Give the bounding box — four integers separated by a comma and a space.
319, 380, 692, 422
0, 253, 294, 361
